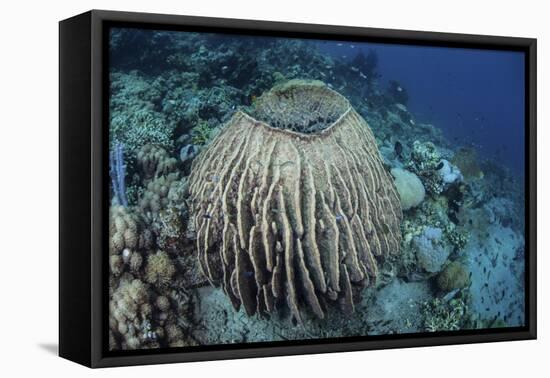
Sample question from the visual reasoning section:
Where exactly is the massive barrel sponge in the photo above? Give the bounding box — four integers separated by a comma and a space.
188, 80, 402, 322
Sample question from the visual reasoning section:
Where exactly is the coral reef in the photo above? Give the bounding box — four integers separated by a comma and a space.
189, 80, 402, 322
106, 29, 527, 349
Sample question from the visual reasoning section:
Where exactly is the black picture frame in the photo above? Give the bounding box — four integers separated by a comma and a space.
59, 9, 537, 368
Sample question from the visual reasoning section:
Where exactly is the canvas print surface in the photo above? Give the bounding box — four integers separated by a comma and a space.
107, 27, 526, 351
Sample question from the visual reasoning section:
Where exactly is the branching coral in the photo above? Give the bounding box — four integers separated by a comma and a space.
145, 251, 176, 287
421, 296, 468, 332
188, 80, 402, 322
444, 223, 469, 251
109, 72, 175, 153
191, 119, 214, 145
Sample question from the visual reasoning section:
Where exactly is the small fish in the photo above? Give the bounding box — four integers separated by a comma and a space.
359, 72, 367, 79
350, 45, 355, 48
202, 214, 212, 219
244, 271, 254, 278
350, 66, 359, 72
396, 86, 403, 92
221, 65, 228, 71
335, 214, 344, 222
337, 43, 343, 46
394, 141, 403, 158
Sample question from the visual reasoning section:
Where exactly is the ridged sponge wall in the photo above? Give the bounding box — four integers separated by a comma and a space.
188, 80, 402, 323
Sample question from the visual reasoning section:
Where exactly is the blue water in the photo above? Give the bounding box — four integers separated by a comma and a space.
319, 41, 525, 173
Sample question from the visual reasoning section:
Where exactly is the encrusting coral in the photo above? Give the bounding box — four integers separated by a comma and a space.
188, 80, 403, 322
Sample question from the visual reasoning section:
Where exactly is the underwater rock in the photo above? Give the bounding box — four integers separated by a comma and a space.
413, 227, 451, 273
188, 80, 402, 322
391, 168, 425, 210
436, 261, 470, 291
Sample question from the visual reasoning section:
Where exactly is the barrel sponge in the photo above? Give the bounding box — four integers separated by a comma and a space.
391, 168, 425, 210
188, 80, 402, 322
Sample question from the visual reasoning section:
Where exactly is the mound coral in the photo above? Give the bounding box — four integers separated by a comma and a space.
451, 147, 484, 180
413, 227, 451, 273
188, 80, 402, 322
436, 261, 470, 291
391, 168, 425, 210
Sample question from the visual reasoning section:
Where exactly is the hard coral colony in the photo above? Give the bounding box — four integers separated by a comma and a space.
107, 28, 526, 349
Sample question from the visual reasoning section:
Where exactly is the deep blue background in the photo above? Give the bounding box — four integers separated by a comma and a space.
319, 41, 525, 174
